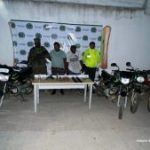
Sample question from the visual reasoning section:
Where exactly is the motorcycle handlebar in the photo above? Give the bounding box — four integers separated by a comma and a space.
126, 68, 134, 71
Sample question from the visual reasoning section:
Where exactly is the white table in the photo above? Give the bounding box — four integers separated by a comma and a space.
32, 77, 94, 112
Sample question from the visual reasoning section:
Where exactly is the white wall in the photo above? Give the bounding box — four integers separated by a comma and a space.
0, 0, 150, 70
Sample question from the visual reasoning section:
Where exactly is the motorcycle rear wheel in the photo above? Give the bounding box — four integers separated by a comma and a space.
96, 82, 105, 96
25, 85, 33, 95
21, 80, 33, 95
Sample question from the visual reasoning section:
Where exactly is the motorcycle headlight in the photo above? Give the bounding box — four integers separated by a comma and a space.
0, 74, 9, 81
136, 76, 145, 83
121, 78, 130, 85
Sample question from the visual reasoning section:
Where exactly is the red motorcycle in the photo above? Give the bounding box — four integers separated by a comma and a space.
144, 71, 150, 112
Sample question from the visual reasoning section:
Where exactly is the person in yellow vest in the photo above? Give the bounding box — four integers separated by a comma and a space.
82, 41, 101, 81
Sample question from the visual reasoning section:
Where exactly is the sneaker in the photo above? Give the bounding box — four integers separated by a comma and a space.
60, 89, 64, 95
92, 89, 96, 94
51, 90, 56, 95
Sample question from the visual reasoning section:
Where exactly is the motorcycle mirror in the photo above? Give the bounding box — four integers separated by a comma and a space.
126, 62, 131, 66
111, 63, 117, 67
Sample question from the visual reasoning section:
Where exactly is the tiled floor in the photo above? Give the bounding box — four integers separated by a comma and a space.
0, 90, 150, 150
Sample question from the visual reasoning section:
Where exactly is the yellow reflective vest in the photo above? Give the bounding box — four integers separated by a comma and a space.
82, 48, 101, 68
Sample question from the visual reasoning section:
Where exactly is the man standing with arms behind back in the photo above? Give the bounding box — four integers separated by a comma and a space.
66, 45, 82, 75
82, 41, 101, 81
50, 42, 67, 95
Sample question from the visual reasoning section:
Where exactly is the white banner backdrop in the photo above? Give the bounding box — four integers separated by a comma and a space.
9, 20, 103, 63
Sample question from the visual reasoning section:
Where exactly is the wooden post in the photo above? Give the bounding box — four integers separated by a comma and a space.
100, 25, 111, 69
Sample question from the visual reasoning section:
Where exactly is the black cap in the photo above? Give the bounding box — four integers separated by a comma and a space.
71, 45, 76, 49
34, 37, 41, 41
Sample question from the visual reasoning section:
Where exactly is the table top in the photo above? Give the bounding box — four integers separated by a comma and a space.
32, 77, 93, 85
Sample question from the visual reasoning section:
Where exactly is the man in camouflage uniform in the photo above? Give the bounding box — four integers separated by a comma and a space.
28, 37, 50, 76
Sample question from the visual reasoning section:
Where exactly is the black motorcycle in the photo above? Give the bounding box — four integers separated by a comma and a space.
0, 67, 10, 107
111, 63, 134, 119
126, 62, 147, 113
0, 61, 33, 107
96, 69, 118, 101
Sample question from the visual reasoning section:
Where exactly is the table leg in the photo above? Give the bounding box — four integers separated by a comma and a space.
34, 85, 38, 112
89, 84, 93, 109
84, 85, 87, 102
37, 86, 39, 104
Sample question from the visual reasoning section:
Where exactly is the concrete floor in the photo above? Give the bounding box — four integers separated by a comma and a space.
0, 90, 150, 150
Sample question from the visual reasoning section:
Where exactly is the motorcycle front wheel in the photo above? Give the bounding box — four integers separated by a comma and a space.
0, 82, 7, 107
147, 94, 150, 112
130, 91, 139, 113
119, 105, 123, 120
118, 97, 124, 120
0, 91, 5, 107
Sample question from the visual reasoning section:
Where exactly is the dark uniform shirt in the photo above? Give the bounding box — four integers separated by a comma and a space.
28, 46, 50, 75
